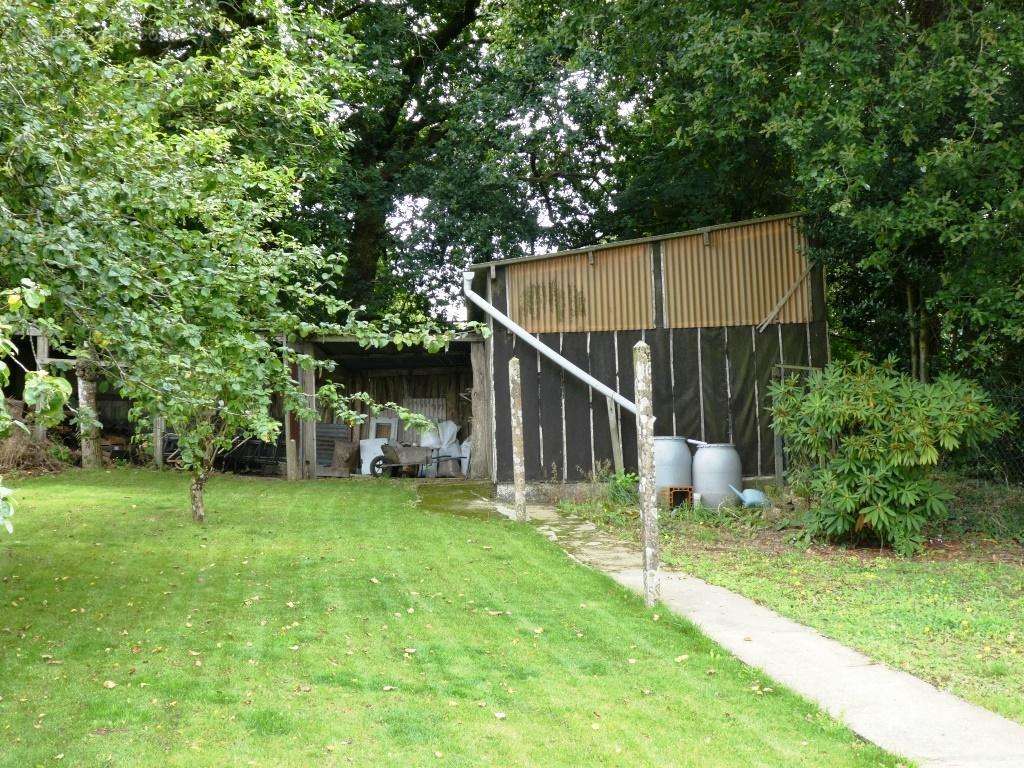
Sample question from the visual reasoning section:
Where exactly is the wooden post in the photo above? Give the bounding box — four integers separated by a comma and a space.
286, 438, 300, 481
606, 397, 624, 474
508, 357, 528, 522
153, 416, 165, 468
633, 341, 659, 606
31, 334, 49, 443
75, 354, 102, 470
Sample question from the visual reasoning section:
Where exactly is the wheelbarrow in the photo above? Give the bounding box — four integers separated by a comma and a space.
369, 442, 462, 478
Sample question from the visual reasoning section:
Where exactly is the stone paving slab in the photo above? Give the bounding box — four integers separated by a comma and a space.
498, 502, 1024, 768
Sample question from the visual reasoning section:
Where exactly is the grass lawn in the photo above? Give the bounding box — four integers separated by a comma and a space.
563, 496, 1024, 726
0, 469, 904, 767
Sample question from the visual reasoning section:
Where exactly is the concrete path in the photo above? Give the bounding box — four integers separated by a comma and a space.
494, 501, 1024, 768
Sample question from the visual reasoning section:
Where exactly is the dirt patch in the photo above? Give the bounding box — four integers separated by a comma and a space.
414, 481, 499, 519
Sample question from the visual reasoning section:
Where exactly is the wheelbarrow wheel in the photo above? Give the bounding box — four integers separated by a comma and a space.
369, 455, 388, 478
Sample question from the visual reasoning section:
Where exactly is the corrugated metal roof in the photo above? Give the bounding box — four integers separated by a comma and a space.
468, 212, 802, 271
506, 243, 653, 333
662, 216, 810, 328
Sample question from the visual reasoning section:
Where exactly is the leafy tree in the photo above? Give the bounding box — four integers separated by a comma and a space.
549, 0, 1024, 379
0, 0, 475, 521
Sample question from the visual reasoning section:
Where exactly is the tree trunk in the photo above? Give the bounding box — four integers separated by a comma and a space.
918, 305, 930, 383
76, 355, 102, 470
344, 198, 389, 303
907, 283, 920, 380
190, 471, 208, 523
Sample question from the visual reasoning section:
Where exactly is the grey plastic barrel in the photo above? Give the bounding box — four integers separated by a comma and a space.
653, 437, 692, 491
692, 443, 742, 508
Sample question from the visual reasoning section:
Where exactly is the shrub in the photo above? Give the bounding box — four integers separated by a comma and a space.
607, 471, 639, 506
770, 357, 1010, 555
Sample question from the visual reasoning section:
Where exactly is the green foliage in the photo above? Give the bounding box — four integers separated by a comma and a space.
606, 471, 639, 506
771, 357, 1011, 554
0, 483, 13, 534
489, 0, 1024, 377
22, 373, 73, 430
0, 1, 479, 519
0, 280, 71, 448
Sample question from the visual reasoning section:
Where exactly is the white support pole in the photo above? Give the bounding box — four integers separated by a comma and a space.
634, 341, 659, 606
464, 272, 637, 415
508, 357, 528, 522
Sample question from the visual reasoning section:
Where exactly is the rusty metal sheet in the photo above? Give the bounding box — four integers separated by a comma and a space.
506, 243, 653, 333
662, 216, 811, 328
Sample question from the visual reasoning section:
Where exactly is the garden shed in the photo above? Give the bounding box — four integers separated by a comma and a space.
466, 212, 829, 484
283, 213, 827, 485
285, 336, 487, 479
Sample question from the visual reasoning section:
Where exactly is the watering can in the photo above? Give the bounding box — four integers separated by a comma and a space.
729, 485, 770, 508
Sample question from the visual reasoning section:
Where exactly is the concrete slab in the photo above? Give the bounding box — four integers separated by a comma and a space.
501, 503, 1024, 768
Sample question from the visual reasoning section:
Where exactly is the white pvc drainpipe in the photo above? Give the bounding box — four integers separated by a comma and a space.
463, 272, 637, 415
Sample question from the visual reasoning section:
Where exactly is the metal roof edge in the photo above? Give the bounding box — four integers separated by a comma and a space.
467, 212, 804, 271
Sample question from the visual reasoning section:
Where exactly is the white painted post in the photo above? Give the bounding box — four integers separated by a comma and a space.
508, 357, 528, 522
633, 341, 659, 606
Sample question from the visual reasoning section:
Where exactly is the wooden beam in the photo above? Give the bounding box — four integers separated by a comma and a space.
153, 416, 165, 468
606, 397, 624, 474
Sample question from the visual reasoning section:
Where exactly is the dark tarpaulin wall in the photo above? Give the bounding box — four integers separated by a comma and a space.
490, 272, 513, 479
588, 333, 616, 475
647, 329, 674, 436
490, 320, 828, 483
727, 326, 759, 475
615, 330, 642, 474
699, 327, 730, 444
754, 324, 782, 477
560, 333, 594, 481
671, 329, 701, 442
538, 333, 565, 480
